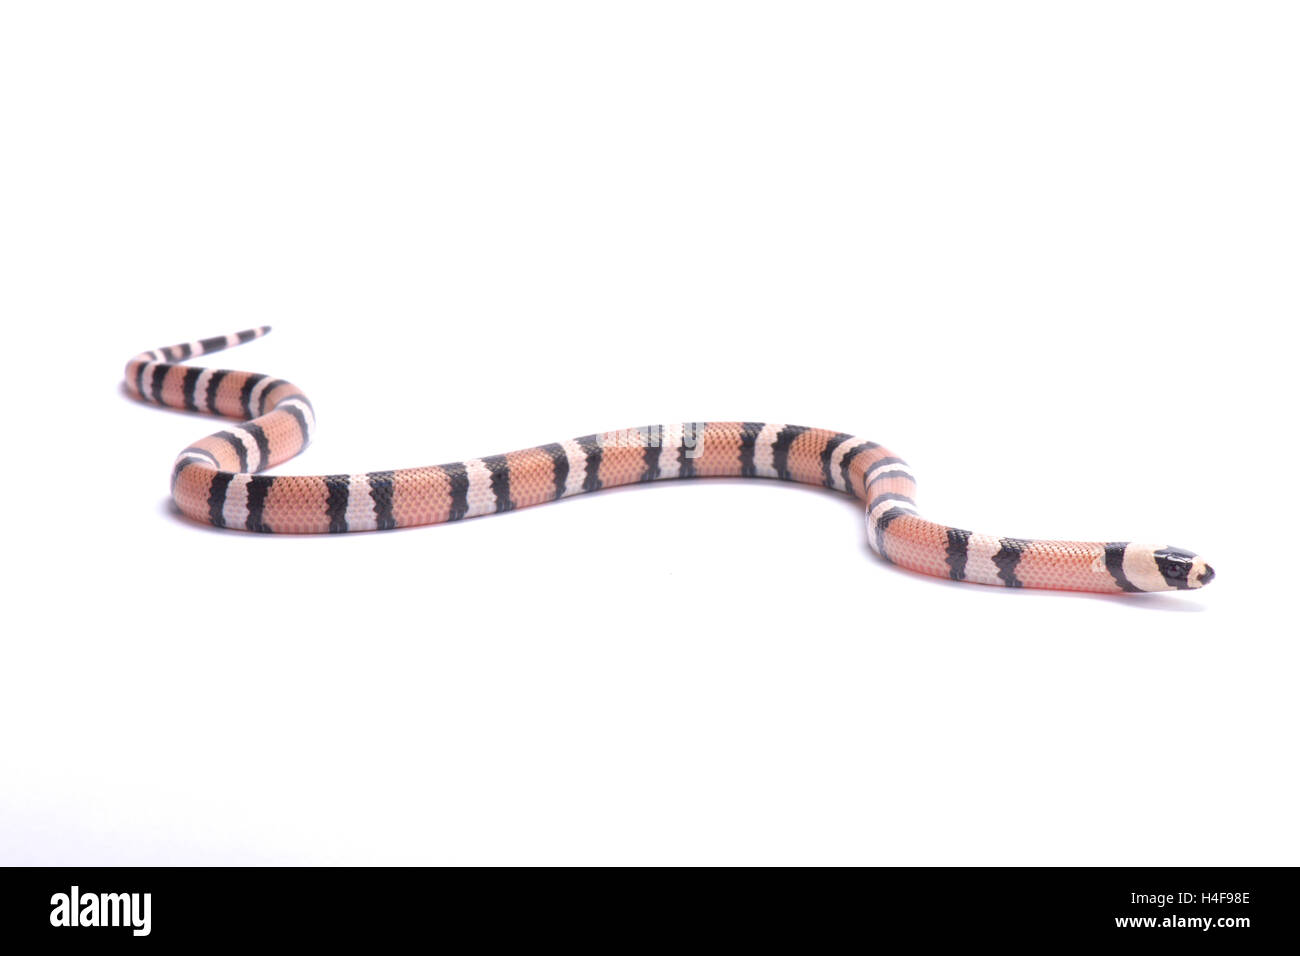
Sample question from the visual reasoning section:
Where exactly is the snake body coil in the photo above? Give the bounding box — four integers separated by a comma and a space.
126, 328, 1213, 594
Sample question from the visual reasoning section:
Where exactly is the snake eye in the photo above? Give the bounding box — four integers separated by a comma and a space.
1153, 547, 1198, 589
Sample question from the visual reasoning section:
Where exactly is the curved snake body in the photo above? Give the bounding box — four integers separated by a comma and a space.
126, 329, 1213, 594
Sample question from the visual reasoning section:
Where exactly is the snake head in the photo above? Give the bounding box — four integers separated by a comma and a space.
1106, 544, 1214, 591
1154, 546, 1215, 590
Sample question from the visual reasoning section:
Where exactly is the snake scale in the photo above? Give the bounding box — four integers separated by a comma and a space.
125, 328, 1213, 594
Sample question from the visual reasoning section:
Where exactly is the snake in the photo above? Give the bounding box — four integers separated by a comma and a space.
125, 328, 1213, 594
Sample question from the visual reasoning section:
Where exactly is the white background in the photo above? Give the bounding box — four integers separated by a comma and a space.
1, 2, 1296, 865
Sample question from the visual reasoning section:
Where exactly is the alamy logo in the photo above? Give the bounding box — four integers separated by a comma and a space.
49, 885, 151, 937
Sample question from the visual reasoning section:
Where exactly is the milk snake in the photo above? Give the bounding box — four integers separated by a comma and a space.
125, 328, 1213, 594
